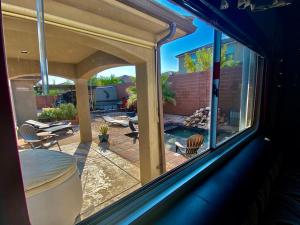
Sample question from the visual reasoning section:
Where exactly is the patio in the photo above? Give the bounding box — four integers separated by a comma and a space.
5, 0, 196, 185
17, 113, 188, 220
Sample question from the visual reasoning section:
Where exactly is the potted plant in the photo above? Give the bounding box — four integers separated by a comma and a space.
98, 124, 109, 142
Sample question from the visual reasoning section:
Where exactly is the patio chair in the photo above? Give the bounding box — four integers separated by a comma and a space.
175, 134, 204, 157
25, 120, 74, 134
129, 115, 138, 124
126, 121, 139, 143
19, 124, 61, 151
102, 116, 128, 127
129, 121, 139, 134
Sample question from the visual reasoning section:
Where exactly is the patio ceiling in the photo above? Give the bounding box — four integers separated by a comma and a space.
2, 0, 196, 79
4, 17, 97, 64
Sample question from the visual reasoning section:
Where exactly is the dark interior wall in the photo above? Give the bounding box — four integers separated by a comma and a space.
266, 52, 300, 159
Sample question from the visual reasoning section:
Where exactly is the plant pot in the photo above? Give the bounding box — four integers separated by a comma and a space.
98, 134, 109, 143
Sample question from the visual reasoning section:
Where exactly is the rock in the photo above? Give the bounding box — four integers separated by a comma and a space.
184, 106, 227, 129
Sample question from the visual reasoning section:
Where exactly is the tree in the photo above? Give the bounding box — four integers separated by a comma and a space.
183, 44, 239, 73
89, 74, 122, 86
126, 86, 137, 108
195, 47, 213, 71
184, 54, 196, 73
161, 74, 176, 105
126, 74, 176, 108
220, 45, 238, 68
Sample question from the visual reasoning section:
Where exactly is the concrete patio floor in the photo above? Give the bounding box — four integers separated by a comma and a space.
17, 114, 189, 219
51, 141, 141, 220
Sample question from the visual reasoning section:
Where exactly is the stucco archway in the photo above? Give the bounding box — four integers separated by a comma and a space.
3, 0, 196, 184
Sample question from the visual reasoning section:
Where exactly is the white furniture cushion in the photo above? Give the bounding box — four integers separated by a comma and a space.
19, 149, 83, 225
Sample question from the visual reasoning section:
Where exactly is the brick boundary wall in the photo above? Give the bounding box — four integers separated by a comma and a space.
163, 66, 242, 116
163, 71, 211, 115
36, 96, 57, 109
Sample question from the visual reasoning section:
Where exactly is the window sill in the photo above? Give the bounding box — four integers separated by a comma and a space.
78, 126, 259, 225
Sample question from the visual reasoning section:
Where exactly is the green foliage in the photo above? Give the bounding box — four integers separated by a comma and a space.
48, 89, 60, 96
161, 74, 176, 105
34, 87, 63, 96
59, 103, 77, 120
195, 48, 213, 71
38, 103, 77, 122
126, 86, 137, 108
89, 74, 122, 86
126, 75, 176, 108
184, 54, 196, 73
63, 80, 73, 85
183, 44, 239, 73
38, 108, 62, 122
99, 124, 109, 135
220, 45, 239, 68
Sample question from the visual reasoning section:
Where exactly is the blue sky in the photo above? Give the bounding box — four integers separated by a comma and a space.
50, 0, 214, 84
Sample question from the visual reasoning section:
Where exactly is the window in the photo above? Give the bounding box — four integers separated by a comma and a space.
159, 2, 214, 170
1, 0, 262, 224
217, 37, 258, 144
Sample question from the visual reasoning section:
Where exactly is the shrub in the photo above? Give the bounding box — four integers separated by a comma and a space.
38, 107, 62, 122
99, 124, 109, 135
38, 103, 77, 122
59, 103, 77, 120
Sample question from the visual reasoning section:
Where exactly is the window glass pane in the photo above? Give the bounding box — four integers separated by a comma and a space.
2, 0, 261, 222
217, 36, 257, 144
1, 0, 214, 222
158, 1, 214, 170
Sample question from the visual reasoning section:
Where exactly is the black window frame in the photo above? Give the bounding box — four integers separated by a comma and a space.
77, 3, 266, 225
78, 55, 264, 225
0, 0, 266, 224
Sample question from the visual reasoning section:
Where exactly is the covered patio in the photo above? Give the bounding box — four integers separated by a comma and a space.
3, 0, 195, 185
17, 113, 187, 220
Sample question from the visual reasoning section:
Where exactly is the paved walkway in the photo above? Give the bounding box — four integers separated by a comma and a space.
52, 141, 141, 220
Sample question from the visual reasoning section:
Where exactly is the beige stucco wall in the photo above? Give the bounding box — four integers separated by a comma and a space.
10, 79, 37, 126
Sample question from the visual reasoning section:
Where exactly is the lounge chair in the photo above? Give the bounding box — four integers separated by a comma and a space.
175, 134, 204, 157
102, 116, 128, 127
25, 120, 74, 134
25, 119, 65, 129
19, 124, 61, 151
129, 115, 138, 124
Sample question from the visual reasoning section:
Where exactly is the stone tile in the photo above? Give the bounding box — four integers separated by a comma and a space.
94, 183, 142, 212
18, 114, 198, 221
80, 152, 139, 217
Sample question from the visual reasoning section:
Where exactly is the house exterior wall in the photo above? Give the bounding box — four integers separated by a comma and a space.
177, 40, 244, 73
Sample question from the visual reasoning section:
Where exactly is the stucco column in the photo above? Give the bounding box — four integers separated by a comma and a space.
10, 80, 38, 126
75, 79, 92, 143
136, 58, 163, 185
